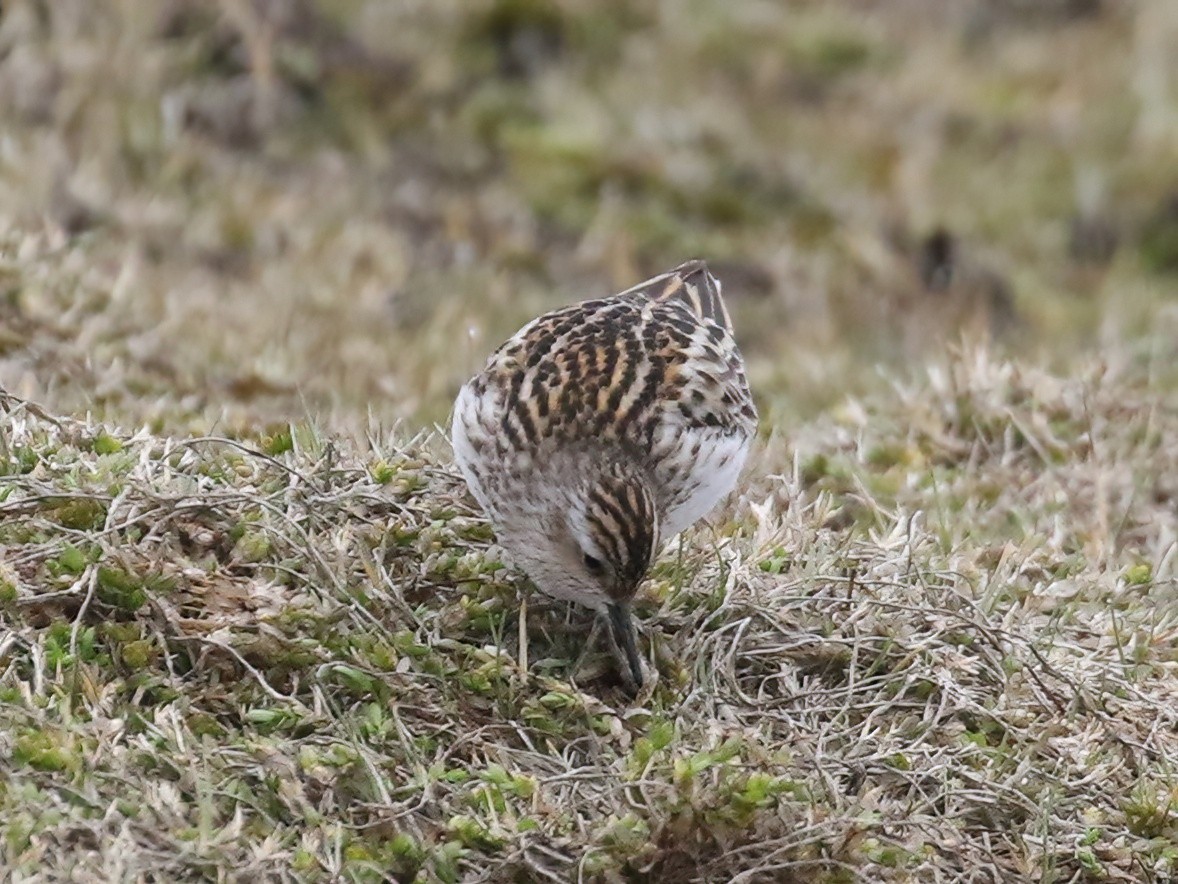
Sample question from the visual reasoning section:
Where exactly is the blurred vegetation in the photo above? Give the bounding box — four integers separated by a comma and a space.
1, 0, 1176, 438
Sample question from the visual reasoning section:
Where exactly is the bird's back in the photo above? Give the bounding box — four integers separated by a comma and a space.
453, 261, 757, 537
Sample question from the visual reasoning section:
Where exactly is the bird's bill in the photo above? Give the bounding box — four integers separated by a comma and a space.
607, 602, 644, 689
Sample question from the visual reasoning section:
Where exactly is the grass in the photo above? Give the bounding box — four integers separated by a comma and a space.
3, 344, 1176, 880
2, 0, 1178, 880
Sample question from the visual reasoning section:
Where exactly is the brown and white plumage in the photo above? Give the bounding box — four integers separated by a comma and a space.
451, 260, 757, 687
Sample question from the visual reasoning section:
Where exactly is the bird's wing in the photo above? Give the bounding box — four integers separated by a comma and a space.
616, 259, 733, 333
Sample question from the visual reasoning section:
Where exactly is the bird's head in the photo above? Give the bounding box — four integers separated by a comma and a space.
508, 453, 658, 687
565, 458, 658, 687
566, 460, 659, 601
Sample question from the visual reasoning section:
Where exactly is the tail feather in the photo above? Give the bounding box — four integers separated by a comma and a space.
619, 259, 733, 331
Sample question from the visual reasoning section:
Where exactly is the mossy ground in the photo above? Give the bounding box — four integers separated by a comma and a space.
2, 1, 1177, 881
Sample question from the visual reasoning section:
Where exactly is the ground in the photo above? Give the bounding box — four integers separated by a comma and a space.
1, 1, 1177, 881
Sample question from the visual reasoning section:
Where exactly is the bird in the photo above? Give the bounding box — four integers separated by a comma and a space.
451, 260, 758, 689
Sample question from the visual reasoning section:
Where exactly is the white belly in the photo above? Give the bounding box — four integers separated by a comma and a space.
653, 426, 753, 540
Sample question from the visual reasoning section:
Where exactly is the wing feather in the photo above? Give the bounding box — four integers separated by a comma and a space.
618, 259, 733, 332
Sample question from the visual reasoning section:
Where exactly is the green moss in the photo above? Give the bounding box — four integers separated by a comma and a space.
1123, 564, 1152, 586
4, 445, 40, 475
629, 719, 676, 772
13, 731, 77, 773
0, 576, 17, 605
188, 712, 225, 738
446, 814, 506, 851
260, 426, 294, 456
245, 706, 303, 735
96, 566, 149, 612
429, 839, 467, 884
327, 664, 378, 697
46, 498, 108, 531
120, 639, 156, 668
596, 812, 650, 860
370, 460, 396, 484
233, 530, 272, 563
92, 431, 123, 455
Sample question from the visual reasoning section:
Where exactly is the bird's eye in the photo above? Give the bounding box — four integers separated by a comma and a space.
582, 553, 605, 573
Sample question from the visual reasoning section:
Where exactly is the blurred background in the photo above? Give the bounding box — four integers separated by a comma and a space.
1, 0, 1176, 439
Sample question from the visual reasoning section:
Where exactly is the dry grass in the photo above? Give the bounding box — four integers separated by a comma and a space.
2, 0, 1178, 881
3, 340, 1177, 881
